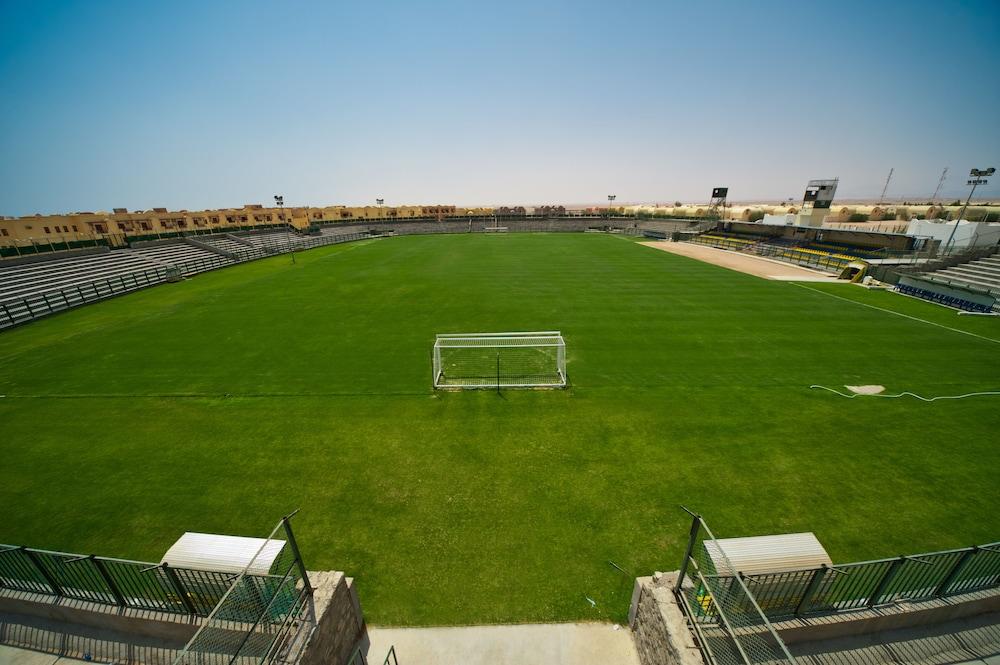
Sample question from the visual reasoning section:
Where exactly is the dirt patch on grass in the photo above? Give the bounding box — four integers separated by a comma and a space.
640, 241, 842, 282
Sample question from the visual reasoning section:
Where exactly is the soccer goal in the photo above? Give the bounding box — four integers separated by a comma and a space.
433, 331, 566, 389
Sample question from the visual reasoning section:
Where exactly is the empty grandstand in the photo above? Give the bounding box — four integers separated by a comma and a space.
0, 229, 380, 329
130, 241, 233, 271
193, 233, 267, 259
921, 251, 1000, 295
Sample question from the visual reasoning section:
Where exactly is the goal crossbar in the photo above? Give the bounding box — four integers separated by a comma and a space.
433, 331, 566, 389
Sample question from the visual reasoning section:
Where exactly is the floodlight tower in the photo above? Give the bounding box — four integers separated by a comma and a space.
607, 194, 616, 218
275, 194, 294, 264
709, 187, 729, 220
376, 198, 384, 218
944, 167, 995, 253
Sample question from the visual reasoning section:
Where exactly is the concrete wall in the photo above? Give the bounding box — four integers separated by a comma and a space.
298, 571, 366, 665
628, 573, 704, 665
906, 219, 1000, 250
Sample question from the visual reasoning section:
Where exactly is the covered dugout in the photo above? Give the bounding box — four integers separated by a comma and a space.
704, 532, 833, 576
161, 532, 289, 576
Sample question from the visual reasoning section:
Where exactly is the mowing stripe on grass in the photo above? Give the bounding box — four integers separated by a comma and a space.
791, 283, 1000, 345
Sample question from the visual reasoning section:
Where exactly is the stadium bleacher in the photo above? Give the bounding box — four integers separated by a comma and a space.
242, 230, 308, 250
894, 282, 994, 313
0, 251, 162, 304
131, 242, 232, 272
923, 253, 1000, 294
196, 234, 264, 257
0, 229, 382, 329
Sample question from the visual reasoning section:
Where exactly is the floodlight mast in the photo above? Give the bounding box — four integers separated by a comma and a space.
275, 194, 294, 264
607, 194, 616, 218
944, 167, 994, 253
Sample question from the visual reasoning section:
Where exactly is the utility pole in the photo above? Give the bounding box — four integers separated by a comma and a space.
931, 167, 948, 203
878, 168, 894, 207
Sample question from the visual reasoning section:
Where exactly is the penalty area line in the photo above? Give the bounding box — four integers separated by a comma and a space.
791, 283, 1000, 345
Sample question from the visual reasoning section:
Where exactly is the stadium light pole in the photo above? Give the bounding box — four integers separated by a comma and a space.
608, 194, 616, 219
275, 194, 294, 264
943, 167, 994, 254
376, 198, 384, 221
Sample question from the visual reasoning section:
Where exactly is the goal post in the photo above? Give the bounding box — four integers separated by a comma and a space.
433, 331, 566, 389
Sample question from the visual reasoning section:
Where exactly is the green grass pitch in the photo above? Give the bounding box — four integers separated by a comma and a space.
1, 233, 998, 625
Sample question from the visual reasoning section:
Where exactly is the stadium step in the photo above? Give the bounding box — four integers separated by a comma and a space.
939, 267, 1000, 287
927, 273, 1000, 294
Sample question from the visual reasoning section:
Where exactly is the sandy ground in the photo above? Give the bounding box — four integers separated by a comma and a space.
365, 623, 640, 665
639, 241, 842, 282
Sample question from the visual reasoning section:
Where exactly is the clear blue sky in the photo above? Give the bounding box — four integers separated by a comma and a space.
1, 0, 998, 215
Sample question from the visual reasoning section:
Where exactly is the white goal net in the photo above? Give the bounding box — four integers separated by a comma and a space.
433, 331, 566, 389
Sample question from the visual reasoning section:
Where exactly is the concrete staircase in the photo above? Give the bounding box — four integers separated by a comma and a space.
924, 253, 1000, 294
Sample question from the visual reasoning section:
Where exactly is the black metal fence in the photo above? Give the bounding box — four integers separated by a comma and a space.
740, 542, 1000, 620
674, 509, 1000, 665
0, 543, 238, 617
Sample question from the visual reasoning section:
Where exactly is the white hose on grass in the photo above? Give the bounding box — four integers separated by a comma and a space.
810, 385, 1000, 402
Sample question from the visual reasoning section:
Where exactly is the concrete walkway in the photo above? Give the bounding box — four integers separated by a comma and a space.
0, 645, 82, 665
365, 623, 640, 665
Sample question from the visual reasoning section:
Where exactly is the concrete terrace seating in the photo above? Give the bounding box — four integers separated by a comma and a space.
924, 254, 1000, 294
242, 231, 306, 250
0, 229, 383, 330
0, 251, 175, 328
130, 242, 232, 272
196, 234, 264, 257
0, 251, 163, 304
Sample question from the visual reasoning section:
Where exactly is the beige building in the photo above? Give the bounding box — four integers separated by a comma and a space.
0, 203, 493, 249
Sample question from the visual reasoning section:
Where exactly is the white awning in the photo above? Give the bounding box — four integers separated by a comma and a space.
704, 532, 832, 576
160, 532, 286, 576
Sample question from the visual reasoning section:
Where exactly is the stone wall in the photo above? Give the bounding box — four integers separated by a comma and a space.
629, 572, 704, 665
297, 571, 366, 665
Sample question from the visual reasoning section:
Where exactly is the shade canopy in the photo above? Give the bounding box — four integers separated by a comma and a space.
161, 532, 287, 576
704, 532, 832, 576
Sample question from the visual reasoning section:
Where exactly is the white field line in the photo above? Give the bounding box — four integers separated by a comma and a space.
791, 282, 1000, 345
810, 385, 1000, 401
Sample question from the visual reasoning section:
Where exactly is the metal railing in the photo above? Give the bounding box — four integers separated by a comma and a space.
740, 542, 1000, 620
673, 511, 1000, 651
0, 543, 237, 616
348, 645, 398, 665
673, 510, 797, 665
